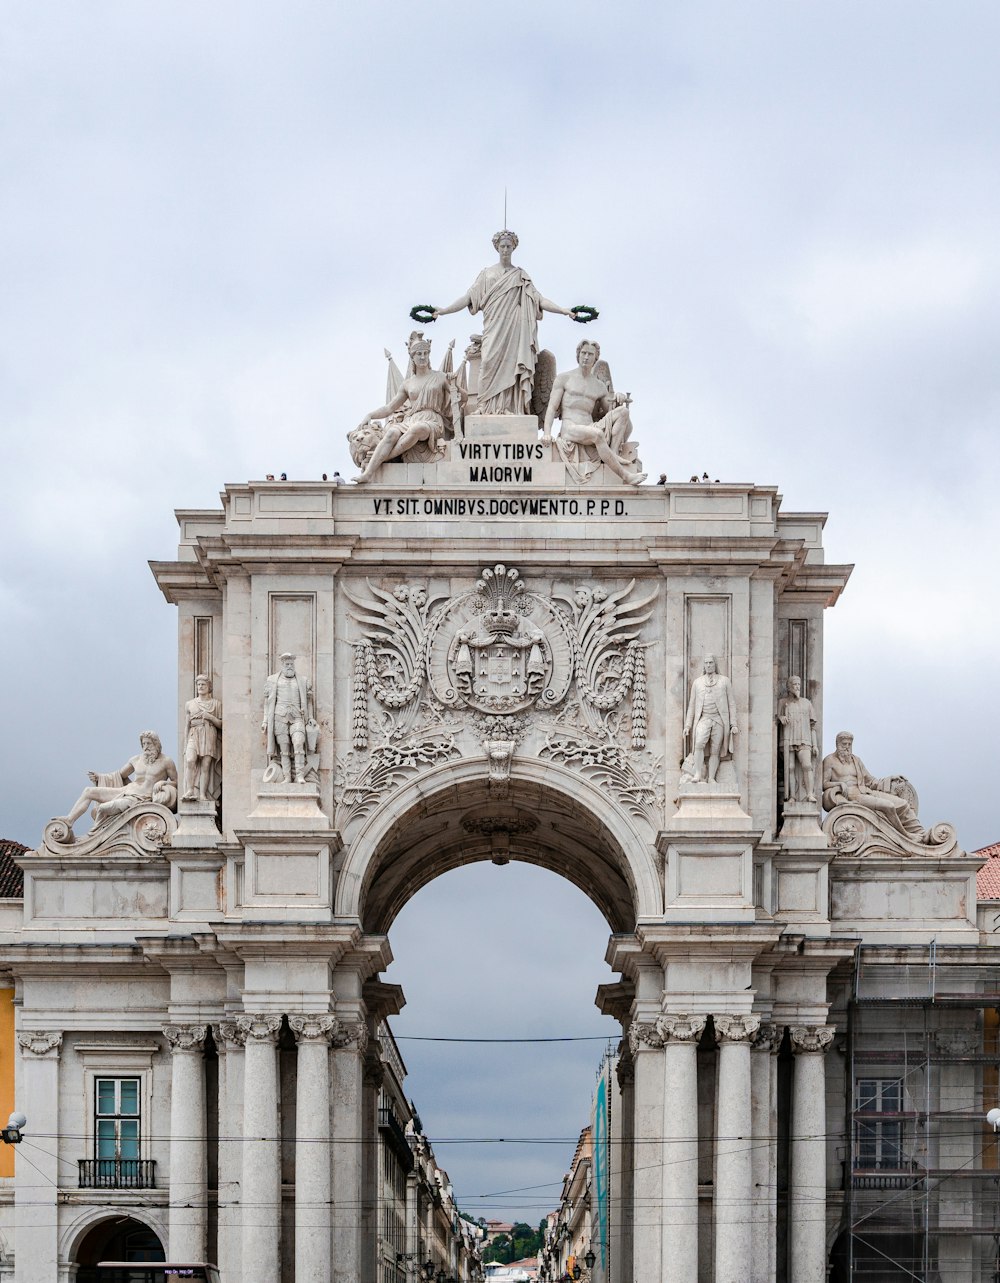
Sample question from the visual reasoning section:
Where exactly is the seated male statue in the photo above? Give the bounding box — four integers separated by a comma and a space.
60, 731, 178, 834
542, 340, 646, 484
822, 730, 927, 841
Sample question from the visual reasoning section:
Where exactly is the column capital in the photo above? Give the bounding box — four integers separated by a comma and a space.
615, 1045, 635, 1088
789, 1024, 835, 1054
214, 1019, 247, 1051
714, 1014, 762, 1044
628, 1019, 666, 1054
237, 1013, 283, 1044
289, 1014, 339, 1045
363, 1048, 385, 1089
659, 1013, 708, 1044
17, 1030, 62, 1058
330, 1017, 368, 1054
751, 1022, 782, 1053
164, 1023, 208, 1053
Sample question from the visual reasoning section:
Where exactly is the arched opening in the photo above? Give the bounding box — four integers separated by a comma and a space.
349, 770, 642, 1278
74, 1216, 165, 1280
340, 763, 660, 934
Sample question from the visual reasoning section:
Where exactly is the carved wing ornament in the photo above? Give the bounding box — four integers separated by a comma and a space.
552, 579, 655, 746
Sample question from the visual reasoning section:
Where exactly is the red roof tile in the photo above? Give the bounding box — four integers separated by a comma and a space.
975, 842, 1000, 899
0, 839, 26, 899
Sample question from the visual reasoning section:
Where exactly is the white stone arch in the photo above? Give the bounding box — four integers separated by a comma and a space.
334, 755, 663, 931
60, 1205, 168, 1271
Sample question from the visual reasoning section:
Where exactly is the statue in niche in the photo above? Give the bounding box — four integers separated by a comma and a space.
822, 731, 931, 841
58, 731, 178, 834
262, 653, 318, 784
428, 230, 580, 415
541, 339, 646, 484
350, 333, 464, 483
682, 655, 738, 784
777, 675, 818, 803
181, 674, 223, 802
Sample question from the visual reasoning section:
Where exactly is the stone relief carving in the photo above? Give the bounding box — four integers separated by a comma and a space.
427, 230, 579, 416
627, 1020, 667, 1054
262, 653, 319, 785
331, 1018, 369, 1054
777, 676, 818, 804
339, 566, 657, 828
52, 731, 177, 842
714, 1014, 762, 1044
289, 1014, 339, 1044
350, 332, 464, 482
214, 1020, 248, 1051
163, 1024, 208, 1053
658, 1014, 708, 1043
182, 675, 222, 803
17, 1030, 63, 1058
237, 1014, 282, 1044
541, 340, 646, 485
41, 800, 176, 860
682, 656, 739, 786
822, 731, 959, 857
788, 1025, 835, 1054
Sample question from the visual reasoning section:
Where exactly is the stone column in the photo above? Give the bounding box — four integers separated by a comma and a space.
290, 1015, 337, 1283
750, 1024, 780, 1283
14, 1031, 62, 1283
627, 1020, 665, 1281
164, 1023, 209, 1262
789, 1024, 834, 1283
361, 1043, 385, 1283
215, 1020, 247, 1283
714, 1014, 760, 1283
331, 1018, 368, 1283
238, 1014, 282, 1283
659, 1015, 706, 1282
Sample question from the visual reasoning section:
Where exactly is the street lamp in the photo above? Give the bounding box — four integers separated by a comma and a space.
0, 1112, 25, 1145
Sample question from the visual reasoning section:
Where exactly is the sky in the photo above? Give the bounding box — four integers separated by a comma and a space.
2, 0, 1000, 1225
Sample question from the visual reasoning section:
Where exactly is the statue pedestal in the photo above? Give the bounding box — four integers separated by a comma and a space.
172, 798, 222, 847
668, 785, 753, 832
778, 800, 825, 843
463, 414, 538, 442
248, 781, 329, 831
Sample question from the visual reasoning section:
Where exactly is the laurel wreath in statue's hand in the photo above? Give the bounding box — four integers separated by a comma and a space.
570, 305, 599, 323
409, 305, 436, 324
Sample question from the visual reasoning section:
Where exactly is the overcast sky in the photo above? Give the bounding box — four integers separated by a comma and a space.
3, 0, 999, 1225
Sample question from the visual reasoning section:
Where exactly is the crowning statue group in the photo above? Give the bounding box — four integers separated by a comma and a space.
349, 229, 645, 484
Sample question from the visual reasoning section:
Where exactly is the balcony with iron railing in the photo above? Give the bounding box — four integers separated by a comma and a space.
78, 1158, 157, 1189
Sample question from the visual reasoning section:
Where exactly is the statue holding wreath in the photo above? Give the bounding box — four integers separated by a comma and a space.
350, 332, 464, 483
415, 230, 597, 416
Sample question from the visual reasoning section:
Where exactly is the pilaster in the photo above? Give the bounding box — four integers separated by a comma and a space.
163, 1023, 209, 1262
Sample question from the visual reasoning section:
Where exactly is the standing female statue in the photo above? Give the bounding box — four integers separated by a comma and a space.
430, 231, 578, 415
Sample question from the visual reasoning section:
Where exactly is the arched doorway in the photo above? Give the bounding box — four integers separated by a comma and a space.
339, 766, 650, 1282
75, 1216, 165, 1281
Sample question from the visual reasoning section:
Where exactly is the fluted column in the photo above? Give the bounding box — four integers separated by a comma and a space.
659, 1015, 706, 1282
627, 1020, 665, 1281
714, 1014, 760, 1283
164, 1023, 209, 1261
290, 1015, 337, 1283
750, 1024, 780, 1283
215, 1020, 247, 1283
331, 1017, 368, 1283
14, 1031, 62, 1283
789, 1025, 834, 1283
239, 1014, 282, 1282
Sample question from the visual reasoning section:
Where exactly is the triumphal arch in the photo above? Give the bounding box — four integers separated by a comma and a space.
12, 232, 980, 1283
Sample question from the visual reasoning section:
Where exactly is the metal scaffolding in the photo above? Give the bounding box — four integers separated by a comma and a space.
840, 946, 1000, 1282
